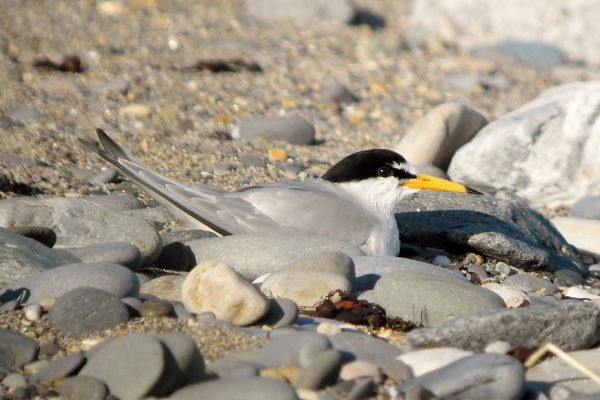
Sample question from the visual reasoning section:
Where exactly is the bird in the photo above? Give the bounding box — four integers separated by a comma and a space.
80, 128, 481, 257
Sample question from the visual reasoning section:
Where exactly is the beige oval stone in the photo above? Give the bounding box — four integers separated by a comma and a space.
261, 271, 352, 308
181, 261, 269, 326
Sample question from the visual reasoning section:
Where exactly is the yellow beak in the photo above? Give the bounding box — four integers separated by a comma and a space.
403, 173, 479, 194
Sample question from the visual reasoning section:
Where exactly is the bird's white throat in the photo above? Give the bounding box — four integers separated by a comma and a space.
336, 178, 414, 216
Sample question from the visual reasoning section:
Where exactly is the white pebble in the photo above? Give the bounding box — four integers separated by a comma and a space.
484, 340, 512, 354
23, 304, 42, 321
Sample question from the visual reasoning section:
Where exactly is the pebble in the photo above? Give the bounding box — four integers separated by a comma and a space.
256, 297, 299, 328
168, 376, 298, 400
0, 262, 140, 304
432, 255, 451, 266
62, 242, 143, 271
407, 301, 600, 352
495, 261, 513, 276
279, 250, 356, 281
60, 376, 108, 400
8, 225, 57, 248
0, 227, 80, 287
186, 233, 364, 280
339, 361, 382, 383
466, 263, 489, 281
139, 299, 174, 318
297, 349, 343, 390
84, 194, 145, 211
321, 81, 358, 104
261, 271, 352, 307
119, 103, 151, 117
330, 331, 403, 366
79, 334, 165, 399
397, 354, 525, 400
48, 287, 131, 338
87, 167, 119, 185
246, 0, 353, 25
552, 217, 600, 255
162, 229, 217, 243
232, 116, 316, 145
482, 283, 530, 308
572, 195, 600, 219
140, 274, 184, 303
181, 261, 269, 326
563, 287, 600, 300
2, 372, 27, 390
554, 269, 585, 286
0, 328, 39, 370
255, 331, 331, 368
502, 273, 558, 296
373, 270, 505, 326
0, 197, 162, 266
23, 304, 42, 321
29, 353, 85, 383
484, 341, 512, 354
397, 347, 473, 377
8, 105, 41, 124
39, 342, 60, 358
41, 76, 81, 95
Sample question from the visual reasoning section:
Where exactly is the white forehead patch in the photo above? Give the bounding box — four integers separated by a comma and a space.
391, 161, 418, 176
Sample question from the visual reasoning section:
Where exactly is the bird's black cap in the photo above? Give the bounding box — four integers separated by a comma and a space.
322, 149, 417, 183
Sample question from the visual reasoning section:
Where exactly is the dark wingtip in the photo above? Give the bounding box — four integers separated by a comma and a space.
467, 186, 484, 195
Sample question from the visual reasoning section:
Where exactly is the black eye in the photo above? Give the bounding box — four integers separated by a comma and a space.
377, 166, 393, 177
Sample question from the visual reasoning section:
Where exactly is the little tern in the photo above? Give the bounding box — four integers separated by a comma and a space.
80, 128, 480, 256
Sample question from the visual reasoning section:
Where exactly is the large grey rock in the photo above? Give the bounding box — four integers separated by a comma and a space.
0, 197, 162, 265
245, 0, 353, 26
406, 0, 600, 65
448, 82, 600, 207
187, 234, 364, 280
374, 270, 505, 327
395, 191, 583, 273
169, 377, 298, 400
0, 262, 140, 304
395, 102, 488, 171
0, 227, 80, 286
407, 301, 600, 352
397, 353, 525, 400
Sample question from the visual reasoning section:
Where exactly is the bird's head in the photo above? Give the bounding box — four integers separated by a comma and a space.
322, 149, 480, 212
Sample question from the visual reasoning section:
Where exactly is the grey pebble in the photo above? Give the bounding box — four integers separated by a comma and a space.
62, 242, 143, 271
503, 273, 558, 295
162, 229, 216, 244
39, 342, 60, 358
87, 167, 119, 185
256, 297, 299, 328
0, 328, 39, 370
29, 353, 85, 383
141, 275, 184, 303
2, 373, 27, 390
94, 76, 130, 95
280, 250, 356, 281
207, 355, 264, 378
120, 297, 143, 315
321, 81, 358, 104
397, 353, 525, 400
0, 262, 140, 304
173, 303, 192, 322
407, 301, 600, 352
139, 299, 174, 318
169, 376, 298, 400
255, 331, 331, 367
297, 349, 343, 390
8, 105, 41, 124
553, 269, 584, 286
572, 195, 600, 220
466, 263, 489, 281
8, 225, 56, 248
233, 116, 316, 145
495, 261, 513, 276
373, 270, 505, 327
79, 334, 165, 400
330, 331, 403, 366
49, 287, 131, 338
60, 376, 108, 400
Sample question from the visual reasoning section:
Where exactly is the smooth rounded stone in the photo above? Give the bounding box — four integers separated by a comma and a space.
48, 287, 131, 338
255, 331, 331, 368
256, 297, 299, 328
321, 81, 358, 104
9, 225, 56, 248
169, 376, 298, 400
79, 334, 165, 399
0, 328, 39, 370
154, 241, 191, 271
373, 270, 505, 327
484, 341, 512, 354
139, 299, 174, 318
29, 353, 85, 383
553, 269, 584, 286
397, 353, 525, 400
120, 296, 143, 312
395, 191, 583, 274
297, 349, 343, 390
482, 283, 531, 308
151, 332, 206, 396
0, 227, 80, 287
329, 331, 403, 366
232, 116, 316, 145
572, 195, 600, 220
2, 373, 27, 389
552, 217, 600, 255
397, 347, 473, 377
246, 0, 353, 24
162, 229, 217, 244
186, 234, 364, 280
563, 287, 600, 300
84, 194, 145, 211
352, 255, 466, 292
261, 271, 352, 308
0, 197, 162, 266
23, 304, 42, 321
0, 262, 140, 304
181, 261, 269, 326
135, 272, 151, 286
381, 359, 414, 383
280, 251, 356, 281
395, 102, 488, 171
448, 82, 600, 207
173, 303, 192, 322
502, 273, 558, 296
495, 261, 513, 276
432, 255, 451, 266
407, 301, 600, 352
207, 354, 265, 378
526, 347, 600, 395
339, 361, 382, 383
466, 263, 489, 281
62, 242, 143, 271
23, 359, 49, 375
60, 376, 108, 400
39, 342, 60, 358
87, 167, 119, 185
